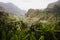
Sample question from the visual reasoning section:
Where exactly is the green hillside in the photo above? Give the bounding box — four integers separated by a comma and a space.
0, 0, 60, 40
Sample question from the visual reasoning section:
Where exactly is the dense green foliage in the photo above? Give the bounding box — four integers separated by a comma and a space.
0, 10, 60, 40
0, 1, 60, 40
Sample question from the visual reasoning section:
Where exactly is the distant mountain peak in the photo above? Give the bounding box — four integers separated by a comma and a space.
0, 2, 26, 17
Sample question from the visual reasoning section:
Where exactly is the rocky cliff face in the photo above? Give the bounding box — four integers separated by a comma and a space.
47, 0, 60, 9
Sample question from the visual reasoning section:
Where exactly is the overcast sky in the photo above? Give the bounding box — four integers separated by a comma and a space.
0, 0, 58, 10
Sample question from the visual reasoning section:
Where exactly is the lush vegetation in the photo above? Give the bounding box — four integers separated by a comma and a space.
0, 10, 60, 40
0, 1, 60, 40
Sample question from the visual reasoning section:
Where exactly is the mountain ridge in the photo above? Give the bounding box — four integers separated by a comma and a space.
0, 2, 26, 17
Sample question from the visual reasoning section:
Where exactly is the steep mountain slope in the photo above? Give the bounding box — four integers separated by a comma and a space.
47, 0, 60, 9
0, 2, 26, 16
25, 0, 60, 22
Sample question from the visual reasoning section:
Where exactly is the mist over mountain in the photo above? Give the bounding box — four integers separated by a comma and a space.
25, 0, 60, 22
0, 2, 26, 17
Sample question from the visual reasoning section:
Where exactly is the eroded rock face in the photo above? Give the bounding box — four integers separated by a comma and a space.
47, 0, 60, 9
0, 7, 8, 18
0, 6, 8, 12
